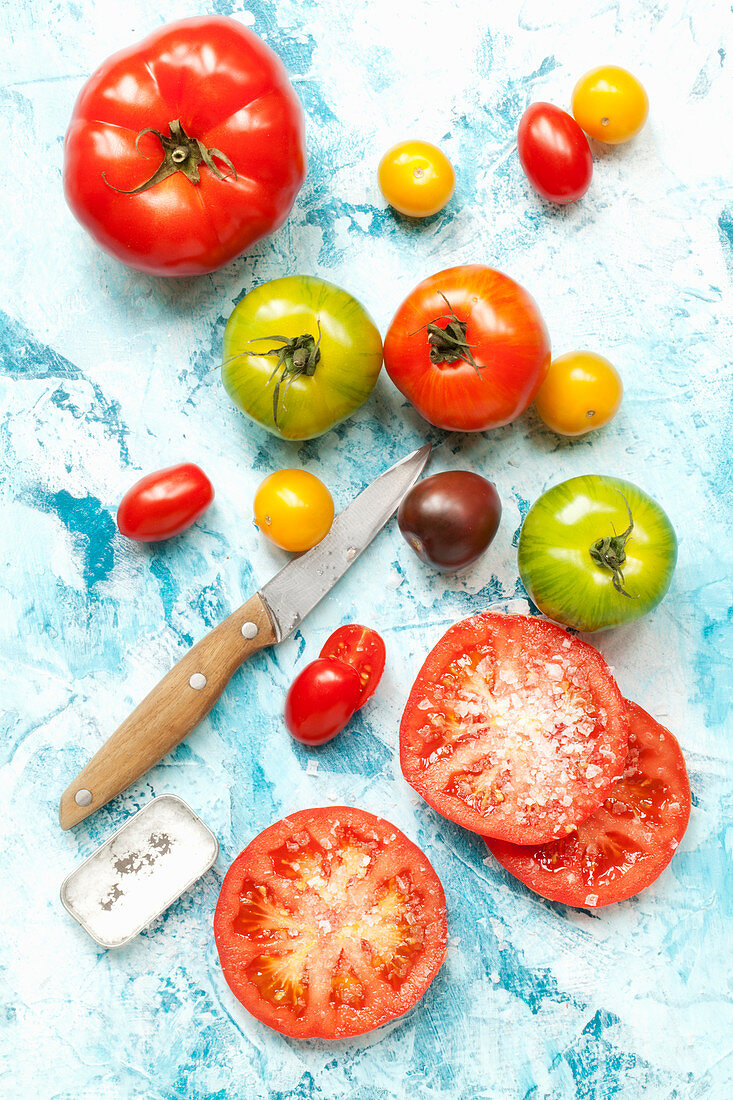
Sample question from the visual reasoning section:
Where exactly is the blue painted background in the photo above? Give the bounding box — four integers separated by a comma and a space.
1, 0, 731, 1097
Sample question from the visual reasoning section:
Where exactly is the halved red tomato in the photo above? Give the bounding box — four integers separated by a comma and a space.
399, 613, 628, 844
484, 701, 691, 907
320, 625, 386, 705
214, 807, 447, 1039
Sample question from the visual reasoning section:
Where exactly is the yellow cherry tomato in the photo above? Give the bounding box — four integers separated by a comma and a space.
254, 469, 334, 552
534, 352, 623, 437
378, 140, 455, 217
571, 66, 648, 144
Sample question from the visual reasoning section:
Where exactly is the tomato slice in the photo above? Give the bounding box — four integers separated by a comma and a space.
214, 807, 447, 1039
399, 613, 629, 844
320, 625, 386, 705
485, 702, 691, 907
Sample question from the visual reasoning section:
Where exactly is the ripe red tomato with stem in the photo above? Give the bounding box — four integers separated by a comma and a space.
214, 806, 447, 1038
384, 266, 550, 432
284, 658, 362, 745
319, 625, 386, 704
64, 17, 306, 275
485, 701, 691, 907
400, 613, 629, 844
517, 103, 593, 204
117, 463, 214, 542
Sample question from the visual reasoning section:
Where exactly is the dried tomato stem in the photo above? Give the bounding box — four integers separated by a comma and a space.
589, 493, 639, 598
103, 119, 237, 194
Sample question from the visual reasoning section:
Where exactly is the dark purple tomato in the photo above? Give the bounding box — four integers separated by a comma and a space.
397, 471, 501, 572
517, 102, 593, 204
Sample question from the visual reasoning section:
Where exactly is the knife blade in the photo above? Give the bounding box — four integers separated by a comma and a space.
59, 444, 431, 829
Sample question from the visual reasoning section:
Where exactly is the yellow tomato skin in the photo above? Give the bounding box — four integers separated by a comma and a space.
571, 66, 648, 144
534, 352, 623, 437
254, 470, 334, 552
378, 141, 455, 217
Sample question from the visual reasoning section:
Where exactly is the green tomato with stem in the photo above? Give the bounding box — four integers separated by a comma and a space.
518, 474, 677, 632
222, 276, 383, 440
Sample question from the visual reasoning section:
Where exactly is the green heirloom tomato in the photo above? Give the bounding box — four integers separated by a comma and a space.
518, 474, 677, 633
222, 276, 383, 440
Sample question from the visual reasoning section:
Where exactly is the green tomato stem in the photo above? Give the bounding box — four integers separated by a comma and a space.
588, 493, 639, 598
244, 325, 323, 427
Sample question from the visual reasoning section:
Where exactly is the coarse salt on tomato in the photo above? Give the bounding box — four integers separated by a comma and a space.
484, 700, 691, 907
214, 807, 447, 1039
400, 613, 629, 844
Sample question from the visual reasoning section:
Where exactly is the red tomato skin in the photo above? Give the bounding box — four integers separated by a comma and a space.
384, 266, 551, 432
64, 17, 306, 275
485, 701, 691, 907
214, 806, 448, 1039
284, 658, 362, 745
117, 463, 214, 542
518, 103, 593, 204
319, 625, 386, 705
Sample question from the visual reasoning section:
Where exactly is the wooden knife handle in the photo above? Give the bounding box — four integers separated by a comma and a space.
59, 593, 277, 830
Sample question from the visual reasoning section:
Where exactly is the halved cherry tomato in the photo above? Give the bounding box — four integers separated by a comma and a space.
284, 658, 362, 745
384, 266, 550, 433
534, 351, 623, 436
378, 140, 455, 217
254, 469, 334, 552
571, 66, 649, 144
117, 463, 214, 542
517, 103, 593, 204
320, 625, 386, 705
214, 806, 447, 1038
485, 701, 690, 907
400, 613, 629, 844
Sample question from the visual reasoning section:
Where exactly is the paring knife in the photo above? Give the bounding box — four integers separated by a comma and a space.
59, 444, 432, 829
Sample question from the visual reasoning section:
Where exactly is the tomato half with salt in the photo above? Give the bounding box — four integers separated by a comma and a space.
214, 807, 447, 1039
485, 701, 691, 907
399, 613, 628, 844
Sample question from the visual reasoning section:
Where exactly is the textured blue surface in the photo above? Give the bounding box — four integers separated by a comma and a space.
1, 1, 731, 1097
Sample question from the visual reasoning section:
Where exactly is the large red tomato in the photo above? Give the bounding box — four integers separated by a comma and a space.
64, 17, 306, 276
383, 266, 550, 432
214, 807, 447, 1038
399, 613, 629, 844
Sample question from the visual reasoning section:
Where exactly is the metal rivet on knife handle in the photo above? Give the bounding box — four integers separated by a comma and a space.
241, 621, 259, 639
75, 788, 93, 807
189, 673, 207, 690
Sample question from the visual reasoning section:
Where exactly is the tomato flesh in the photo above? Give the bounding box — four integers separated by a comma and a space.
400, 613, 628, 844
485, 701, 690, 906
214, 807, 447, 1038
319, 625, 386, 705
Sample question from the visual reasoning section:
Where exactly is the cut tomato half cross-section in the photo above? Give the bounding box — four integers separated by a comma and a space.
399, 613, 629, 844
484, 701, 691, 907
214, 807, 447, 1039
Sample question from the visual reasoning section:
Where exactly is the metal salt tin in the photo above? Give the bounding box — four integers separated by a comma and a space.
60, 794, 219, 949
